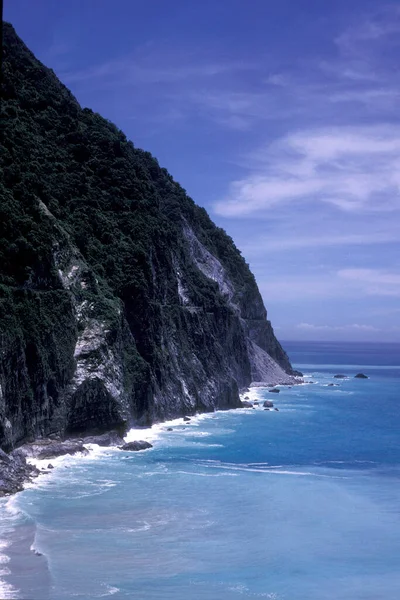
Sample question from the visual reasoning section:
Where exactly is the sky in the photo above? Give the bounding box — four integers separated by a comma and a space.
4, 0, 400, 342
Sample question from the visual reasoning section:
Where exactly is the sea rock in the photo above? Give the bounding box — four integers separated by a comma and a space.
263, 400, 274, 408
18, 439, 89, 460
167, 428, 173, 431
82, 431, 124, 447
244, 396, 250, 400
354, 373, 368, 379
183, 417, 191, 422
47, 464, 54, 469
334, 374, 347, 379
274, 408, 279, 412
241, 401, 253, 408
269, 388, 280, 393
119, 441, 153, 452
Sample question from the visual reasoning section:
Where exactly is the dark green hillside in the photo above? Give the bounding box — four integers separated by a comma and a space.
0, 23, 294, 450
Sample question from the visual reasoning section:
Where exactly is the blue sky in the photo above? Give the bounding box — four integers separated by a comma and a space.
5, 0, 400, 341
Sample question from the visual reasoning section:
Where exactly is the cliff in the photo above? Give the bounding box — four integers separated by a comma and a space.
0, 23, 298, 452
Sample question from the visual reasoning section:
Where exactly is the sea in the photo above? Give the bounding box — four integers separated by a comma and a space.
1, 340, 399, 600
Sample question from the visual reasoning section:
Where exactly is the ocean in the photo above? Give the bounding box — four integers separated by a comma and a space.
1, 341, 399, 600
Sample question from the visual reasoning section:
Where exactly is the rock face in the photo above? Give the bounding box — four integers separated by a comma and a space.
0, 23, 298, 452
0, 449, 39, 496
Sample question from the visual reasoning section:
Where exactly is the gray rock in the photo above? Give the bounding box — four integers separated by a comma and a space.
18, 439, 89, 460
47, 464, 54, 469
269, 388, 280, 393
167, 428, 173, 431
82, 431, 124, 447
263, 400, 274, 408
354, 373, 368, 379
241, 401, 253, 408
119, 441, 153, 452
0, 449, 40, 496
183, 417, 191, 422
334, 374, 347, 379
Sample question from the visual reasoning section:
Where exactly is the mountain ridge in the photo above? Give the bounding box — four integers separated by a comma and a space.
0, 22, 299, 452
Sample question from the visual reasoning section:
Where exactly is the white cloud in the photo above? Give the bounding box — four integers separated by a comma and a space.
242, 232, 398, 253
338, 268, 400, 297
297, 323, 379, 332
214, 125, 400, 217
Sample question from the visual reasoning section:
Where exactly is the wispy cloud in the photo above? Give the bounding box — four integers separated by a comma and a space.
214, 125, 400, 216
297, 322, 379, 332
338, 268, 400, 296
242, 232, 398, 254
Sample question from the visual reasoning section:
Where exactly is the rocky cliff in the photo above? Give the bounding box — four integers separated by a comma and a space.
0, 23, 298, 452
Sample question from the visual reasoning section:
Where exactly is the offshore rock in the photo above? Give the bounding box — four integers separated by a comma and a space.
0, 23, 300, 452
119, 441, 153, 451
241, 401, 253, 408
263, 400, 274, 408
269, 388, 280, 393
354, 373, 368, 379
334, 374, 347, 379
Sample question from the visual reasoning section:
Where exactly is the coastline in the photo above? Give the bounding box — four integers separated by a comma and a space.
0, 380, 305, 599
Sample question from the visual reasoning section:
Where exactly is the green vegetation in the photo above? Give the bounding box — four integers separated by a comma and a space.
0, 23, 291, 448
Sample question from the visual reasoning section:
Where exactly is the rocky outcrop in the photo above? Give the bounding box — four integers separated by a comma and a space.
0, 449, 39, 496
119, 441, 153, 451
354, 373, 368, 379
0, 23, 300, 452
17, 439, 88, 460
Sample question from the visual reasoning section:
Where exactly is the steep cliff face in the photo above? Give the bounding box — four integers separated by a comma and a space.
0, 23, 298, 451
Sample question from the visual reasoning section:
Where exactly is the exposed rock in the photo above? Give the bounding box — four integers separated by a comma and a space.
119, 441, 153, 451
18, 439, 89, 460
355, 373, 368, 379
269, 388, 280, 393
0, 449, 39, 496
47, 464, 54, 469
274, 408, 279, 412
334, 374, 347, 379
183, 417, 191, 422
241, 401, 253, 408
263, 400, 274, 408
82, 431, 124, 447
167, 428, 173, 431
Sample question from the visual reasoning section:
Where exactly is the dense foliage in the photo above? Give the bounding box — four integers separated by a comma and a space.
0, 23, 291, 448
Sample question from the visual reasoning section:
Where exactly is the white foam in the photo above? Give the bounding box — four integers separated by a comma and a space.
0, 539, 18, 599
100, 584, 120, 596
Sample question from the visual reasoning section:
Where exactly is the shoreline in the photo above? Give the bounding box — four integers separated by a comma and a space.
0, 380, 307, 598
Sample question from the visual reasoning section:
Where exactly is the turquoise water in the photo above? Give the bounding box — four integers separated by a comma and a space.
1, 341, 400, 599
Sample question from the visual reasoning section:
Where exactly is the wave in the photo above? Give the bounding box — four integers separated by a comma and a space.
0, 531, 19, 599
